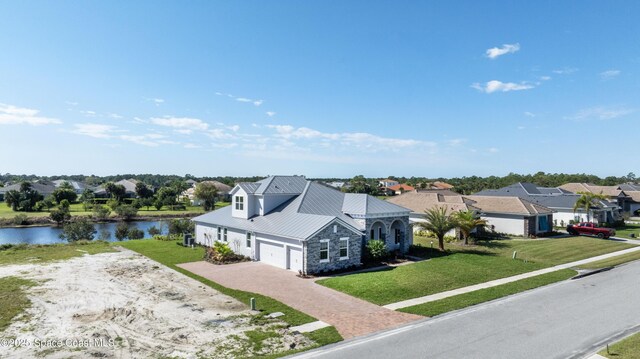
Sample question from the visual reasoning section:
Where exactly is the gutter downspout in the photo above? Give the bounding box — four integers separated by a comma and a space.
302, 241, 306, 275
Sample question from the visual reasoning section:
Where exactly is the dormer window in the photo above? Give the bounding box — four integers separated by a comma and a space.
235, 196, 244, 210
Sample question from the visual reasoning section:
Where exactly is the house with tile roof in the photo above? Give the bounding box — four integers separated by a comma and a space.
559, 183, 638, 215
475, 182, 618, 225
387, 192, 554, 237
192, 175, 412, 274
181, 180, 233, 204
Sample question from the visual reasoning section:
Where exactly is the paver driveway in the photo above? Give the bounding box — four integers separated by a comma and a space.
177, 261, 421, 339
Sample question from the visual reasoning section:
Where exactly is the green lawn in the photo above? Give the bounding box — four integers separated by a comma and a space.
613, 223, 640, 239
0, 276, 37, 332
600, 331, 640, 358
0, 241, 115, 266
399, 269, 576, 317
317, 236, 633, 305
578, 250, 640, 270
0, 201, 230, 220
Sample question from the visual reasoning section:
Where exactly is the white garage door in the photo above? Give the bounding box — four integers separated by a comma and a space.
258, 241, 285, 268
287, 247, 303, 272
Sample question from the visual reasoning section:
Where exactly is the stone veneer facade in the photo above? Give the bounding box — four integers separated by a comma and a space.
304, 222, 362, 274
363, 216, 413, 253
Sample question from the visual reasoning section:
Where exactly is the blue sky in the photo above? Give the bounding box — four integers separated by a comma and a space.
0, 1, 638, 178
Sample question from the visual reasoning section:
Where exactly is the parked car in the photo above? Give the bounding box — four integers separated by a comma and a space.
566, 222, 616, 239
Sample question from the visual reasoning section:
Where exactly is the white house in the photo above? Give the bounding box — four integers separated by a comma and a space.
192, 176, 413, 274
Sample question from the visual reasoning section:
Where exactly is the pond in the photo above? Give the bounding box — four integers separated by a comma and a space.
0, 220, 169, 245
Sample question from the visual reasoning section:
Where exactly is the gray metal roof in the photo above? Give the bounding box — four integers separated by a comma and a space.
0, 182, 57, 195
193, 177, 411, 239
255, 175, 308, 194
619, 183, 640, 191
237, 182, 260, 193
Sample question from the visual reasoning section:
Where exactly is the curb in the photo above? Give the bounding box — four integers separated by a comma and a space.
571, 267, 613, 280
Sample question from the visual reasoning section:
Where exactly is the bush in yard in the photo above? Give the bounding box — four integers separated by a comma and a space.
204, 241, 249, 264
92, 204, 111, 220
147, 225, 161, 237
115, 205, 138, 221
366, 239, 388, 261
12, 214, 29, 226
50, 208, 71, 225
59, 219, 96, 242
168, 218, 195, 236
127, 228, 145, 240
59, 199, 71, 211
115, 223, 130, 241
106, 199, 121, 211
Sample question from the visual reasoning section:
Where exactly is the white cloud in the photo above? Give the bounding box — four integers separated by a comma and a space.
72, 123, 116, 138
540, 76, 551, 81
108, 113, 123, 119
266, 111, 276, 117
600, 69, 620, 80
236, 97, 252, 103
65, 101, 78, 106
145, 98, 165, 106
150, 116, 209, 130
485, 43, 520, 59
120, 135, 160, 147
488, 147, 499, 153
175, 129, 193, 135
517, 126, 526, 130
0, 103, 62, 126
552, 67, 578, 75
80, 110, 97, 117
446, 138, 466, 146
253, 99, 263, 106
207, 129, 233, 139
227, 125, 240, 132
567, 107, 634, 121
471, 80, 534, 93
524, 111, 536, 117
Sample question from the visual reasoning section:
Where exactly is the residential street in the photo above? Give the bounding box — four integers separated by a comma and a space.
293, 260, 640, 359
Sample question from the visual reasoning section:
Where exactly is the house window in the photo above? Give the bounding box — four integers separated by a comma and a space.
339, 237, 349, 259
246, 232, 252, 248
217, 227, 221, 241
319, 239, 329, 262
378, 227, 383, 240
223, 228, 228, 242
235, 196, 244, 210
333, 225, 337, 233
370, 229, 375, 239
394, 229, 401, 244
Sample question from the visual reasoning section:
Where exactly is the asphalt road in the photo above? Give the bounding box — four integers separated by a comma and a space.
293, 261, 640, 359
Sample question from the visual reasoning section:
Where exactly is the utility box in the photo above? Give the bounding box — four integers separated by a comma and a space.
183, 233, 194, 246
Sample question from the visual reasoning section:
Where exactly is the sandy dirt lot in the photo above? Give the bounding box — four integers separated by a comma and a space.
0, 249, 313, 358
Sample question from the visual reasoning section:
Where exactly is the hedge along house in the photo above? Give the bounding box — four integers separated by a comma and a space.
192, 175, 412, 274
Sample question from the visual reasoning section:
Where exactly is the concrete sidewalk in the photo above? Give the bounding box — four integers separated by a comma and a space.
384, 245, 640, 310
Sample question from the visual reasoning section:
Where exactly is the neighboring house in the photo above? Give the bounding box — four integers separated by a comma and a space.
382, 183, 415, 196
52, 179, 91, 194
325, 181, 346, 189
431, 181, 454, 190
181, 180, 233, 204
0, 182, 57, 201
93, 179, 139, 198
559, 182, 635, 216
192, 175, 412, 274
387, 192, 554, 237
379, 179, 399, 188
475, 182, 617, 225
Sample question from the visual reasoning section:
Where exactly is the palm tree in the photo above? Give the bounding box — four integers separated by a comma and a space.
573, 191, 608, 222
416, 206, 456, 251
453, 210, 487, 245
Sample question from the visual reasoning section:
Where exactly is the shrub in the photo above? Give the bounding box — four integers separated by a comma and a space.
115, 205, 138, 221
50, 208, 71, 225
59, 219, 96, 242
59, 199, 71, 210
204, 241, 249, 264
106, 199, 121, 211
147, 225, 161, 237
12, 214, 29, 226
366, 239, 388, 260
92, 205, 111, 220
127, 228, 144, 240
115, 223, 129, 241
168, 218, 195, 235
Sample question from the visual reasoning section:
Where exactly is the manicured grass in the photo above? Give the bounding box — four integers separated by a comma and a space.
318, 236, 633, 305
613, 224, 640, 239
0, 276, 37, 331
0, 241, 115, 266
119, 240, 325, 328
399, 269, 576, 317
600, 331, 640, 358
578, 250, 640, 270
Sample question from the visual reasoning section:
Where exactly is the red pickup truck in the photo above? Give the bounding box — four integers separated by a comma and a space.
566, 222, 616, 239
